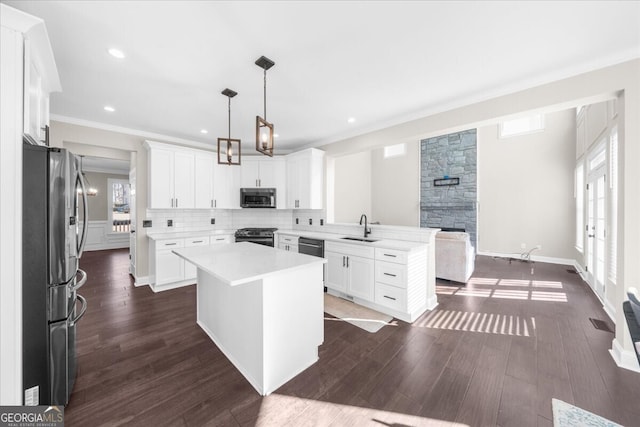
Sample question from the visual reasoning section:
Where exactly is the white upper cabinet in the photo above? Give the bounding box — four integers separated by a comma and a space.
286, 148, 324, 209
145, 141, 200, 209
240, 157, 286, 208
194, 153, 215, 208
213, 162, 240, 209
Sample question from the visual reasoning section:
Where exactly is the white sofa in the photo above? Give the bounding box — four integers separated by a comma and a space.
435, 231, 475, 283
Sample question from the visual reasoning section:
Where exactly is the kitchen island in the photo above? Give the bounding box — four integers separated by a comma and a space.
173, 242, 326, 396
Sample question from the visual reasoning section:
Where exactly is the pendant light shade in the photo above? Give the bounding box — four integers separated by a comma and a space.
217, 88, 241, 166
255, 56, 275, 157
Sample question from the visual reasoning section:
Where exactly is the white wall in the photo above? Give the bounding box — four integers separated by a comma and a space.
333, 151, 372, 223
371, 142, 420, 226
477, 109, 576, 260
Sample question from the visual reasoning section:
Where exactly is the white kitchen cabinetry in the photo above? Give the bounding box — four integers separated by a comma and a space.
150, 234, 233, 291
286, 148, 324, 209
325, 242, 374, 301
278, 234, 299, 252
146, 142, 195, 209
241, 157, 286, 208
213, 162, 240, 208
194, 153, 215, 208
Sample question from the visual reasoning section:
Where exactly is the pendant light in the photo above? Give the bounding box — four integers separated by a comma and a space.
255, 55, 275, 157
217, 88, 241, 166
79, 156, 98, 196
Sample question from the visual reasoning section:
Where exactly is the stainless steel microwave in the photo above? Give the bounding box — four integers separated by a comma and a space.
240, 188, 276, 208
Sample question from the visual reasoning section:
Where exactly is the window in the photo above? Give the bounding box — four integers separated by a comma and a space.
499, 114, 544, 138
383, 143, 406, 159
108, 178, 130, 233
575, 163, 584, 251
608, 128, 618, 283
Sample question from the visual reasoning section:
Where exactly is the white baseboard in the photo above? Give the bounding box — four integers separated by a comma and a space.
476, 250, 574, 266
603, 299, 617, 322
134, 276, 150, 287
610, 338, 640, 373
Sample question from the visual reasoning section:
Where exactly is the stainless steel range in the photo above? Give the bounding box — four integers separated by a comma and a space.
234, 228, 277, 247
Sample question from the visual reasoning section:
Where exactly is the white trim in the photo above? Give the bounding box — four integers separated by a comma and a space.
476, 250, 575, 266
0, 23, 24, 405
51, 114, 220, 152
134, 276, 150, 287
603, 299, 617, 322
149, 280, 194, 293
83, 221, 129, 252
610, 338, 640, 373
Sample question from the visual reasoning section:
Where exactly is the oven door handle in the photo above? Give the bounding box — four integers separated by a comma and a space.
299, 242, 322, 249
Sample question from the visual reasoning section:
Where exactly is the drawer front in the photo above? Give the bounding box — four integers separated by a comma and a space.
325, 241, 374, 259
375, 282, 406, 311
280, 235, 298, 244
375, 247, 407, 264
211, 235, 232, 244
158, 239, 184, 249
185, 236, 210, 247
375, 261, 406, 288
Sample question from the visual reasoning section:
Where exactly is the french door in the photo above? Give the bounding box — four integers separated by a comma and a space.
586, 146, 606, 300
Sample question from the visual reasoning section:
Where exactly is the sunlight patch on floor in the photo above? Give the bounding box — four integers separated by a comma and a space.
414, 309, 535, 337
256, 394, 470, 426
437, 277, 567, 302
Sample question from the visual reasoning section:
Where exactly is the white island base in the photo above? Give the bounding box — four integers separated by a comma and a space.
174, 243, 325, 396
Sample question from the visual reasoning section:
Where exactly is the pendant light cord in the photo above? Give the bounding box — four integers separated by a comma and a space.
263, 68, 267, 121
228, 96, 231, 140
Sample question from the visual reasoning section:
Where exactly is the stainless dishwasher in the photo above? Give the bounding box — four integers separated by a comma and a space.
298, 237, 325, 288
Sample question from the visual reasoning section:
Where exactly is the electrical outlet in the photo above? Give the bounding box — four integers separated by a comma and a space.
142, 220, 152, 228
167, 219, 173, 227
296, 218, 299, 225
211, 218, 215, 225
320, 219, 324, 226
309, 218, 313, 225
520, 243, 526, 249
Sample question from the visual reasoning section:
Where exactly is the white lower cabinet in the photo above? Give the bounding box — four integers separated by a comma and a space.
325, 242, 429, 323
325, 242, 374, 300
150, 234, 232, 291
277, 234, 299, 252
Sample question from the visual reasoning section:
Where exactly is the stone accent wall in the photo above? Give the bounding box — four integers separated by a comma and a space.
420, 129, 477, 247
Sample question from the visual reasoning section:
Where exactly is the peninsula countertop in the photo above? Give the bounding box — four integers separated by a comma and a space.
173, 242, 327, 287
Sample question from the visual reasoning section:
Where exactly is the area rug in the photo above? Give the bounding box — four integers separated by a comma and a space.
552, 398, 622, 427
323, 293, 393, 333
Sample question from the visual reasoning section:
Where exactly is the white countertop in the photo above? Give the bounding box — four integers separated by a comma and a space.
147, 229, 235, 240
275, 230, 428, 251
173, 242, 327, 286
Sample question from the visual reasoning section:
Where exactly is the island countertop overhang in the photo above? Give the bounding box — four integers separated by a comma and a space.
173, 242, 327, 286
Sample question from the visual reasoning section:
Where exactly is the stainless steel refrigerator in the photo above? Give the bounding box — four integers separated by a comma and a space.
22, 142, 89, 406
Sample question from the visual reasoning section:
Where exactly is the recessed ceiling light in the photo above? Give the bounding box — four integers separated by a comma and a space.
104, 106, 115, 112
200, 129, 208, 134
108, 48, 125, 59
347, 117, 356, 123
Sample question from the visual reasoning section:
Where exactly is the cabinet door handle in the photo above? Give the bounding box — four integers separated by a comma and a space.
211, 200, 213, 208
383, 295, 397, 301
342, 256, 345, 267
214, 200, 217, 208
383, 253, 397, 258
346, 256, 349, 268
171, 198, 174, 207
383, 272, 397, 277
176, 198, 178, 208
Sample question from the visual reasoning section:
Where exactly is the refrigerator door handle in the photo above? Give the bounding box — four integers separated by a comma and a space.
70, 294, 87, 326
76, 172, 89, 258
72, 269, 87, 292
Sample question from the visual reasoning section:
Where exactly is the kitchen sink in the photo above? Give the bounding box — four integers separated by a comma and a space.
341, 236, 378, 243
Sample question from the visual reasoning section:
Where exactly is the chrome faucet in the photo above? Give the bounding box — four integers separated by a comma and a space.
359, 214, 371, 238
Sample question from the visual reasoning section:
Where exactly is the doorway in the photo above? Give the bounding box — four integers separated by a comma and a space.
586, 143, 606, 301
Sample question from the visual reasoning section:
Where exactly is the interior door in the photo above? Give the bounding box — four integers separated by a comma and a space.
586, 147, 606, 301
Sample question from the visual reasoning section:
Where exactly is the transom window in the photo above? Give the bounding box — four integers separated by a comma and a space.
499, 114, 544, 138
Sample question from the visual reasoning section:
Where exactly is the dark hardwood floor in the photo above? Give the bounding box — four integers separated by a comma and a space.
66, 249, 640, 426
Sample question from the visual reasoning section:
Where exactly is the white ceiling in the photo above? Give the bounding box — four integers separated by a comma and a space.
5, 1, 640, 153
